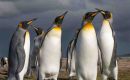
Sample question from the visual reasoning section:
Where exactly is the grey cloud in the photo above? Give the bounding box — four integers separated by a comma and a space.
0, 0, 85, 18
0, 0, 130, 57
0, 1, 19, 17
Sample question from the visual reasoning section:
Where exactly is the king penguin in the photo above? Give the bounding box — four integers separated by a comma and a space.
39, 11, 68, 80
8, 18, 37, 80
67, 38, 76, 79
75, 11, 99, 80
31, 27, 45, 79
66, 29, 80, 79
96, 9, 118, 80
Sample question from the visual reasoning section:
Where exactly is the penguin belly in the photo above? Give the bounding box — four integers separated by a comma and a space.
40, 36, 61, 76
99, 23, 114, 74
76, 30, 98, 80
19, 32, 30, 77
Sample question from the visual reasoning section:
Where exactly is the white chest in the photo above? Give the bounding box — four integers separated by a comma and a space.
76, 30, 98, 64
24, 32, 30, 55
39, 30, 62, 73
19, 32, 30, 75
77, 30, 98, 52
99, 21, 114, 65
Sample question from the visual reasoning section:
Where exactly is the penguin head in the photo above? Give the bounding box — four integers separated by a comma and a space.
49, 11, 68, 33
46, 11, 68, 37
95, 8, 112, 20
33, 27, 43, 35
18, 18, 37, 29
82, 11, 98, 25
54, 11, 68, 26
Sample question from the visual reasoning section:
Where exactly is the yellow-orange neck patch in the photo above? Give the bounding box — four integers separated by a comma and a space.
82, 22, 94, 31
26, 31, 30, 36
25, 31, 30, 39
103, 20, 110, 26
53, 26, 61, 31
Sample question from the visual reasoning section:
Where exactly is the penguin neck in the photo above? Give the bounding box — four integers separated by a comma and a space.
52, 24, 61, 31
16, 27, 29, 36
17, 27, 27, 31
82, 22, 94, 31
102, 20, 111, 28
101, 20, 112, 33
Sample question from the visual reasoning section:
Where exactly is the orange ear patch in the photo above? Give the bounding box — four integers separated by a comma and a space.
18, 23, 23, 28
82, 22, 94, 31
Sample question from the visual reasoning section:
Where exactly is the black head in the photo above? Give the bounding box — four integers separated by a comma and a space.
95, 8, 112, 20
18, 18, 37, 29
33, 27, 43, 35
101, 11, 112, 20
54, 11, 68, 26
83, 11, 98, 23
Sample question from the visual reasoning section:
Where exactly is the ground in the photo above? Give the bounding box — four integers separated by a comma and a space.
0, 57, 130, 80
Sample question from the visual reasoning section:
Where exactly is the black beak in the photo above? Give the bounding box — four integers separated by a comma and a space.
33, 26, 39, 31
27, 18, 37, 25
32, 26, 43, 35
61, 11, 68, 17
95, 8, 104, 12
95, 8, 105, 15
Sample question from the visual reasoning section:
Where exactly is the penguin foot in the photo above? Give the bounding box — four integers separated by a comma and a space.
108, 77, 115, 80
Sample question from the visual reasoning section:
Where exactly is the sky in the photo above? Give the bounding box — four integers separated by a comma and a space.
0, 0, 130, 57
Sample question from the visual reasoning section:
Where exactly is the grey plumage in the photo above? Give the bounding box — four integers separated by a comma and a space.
66, 39, 76, 78
8, 18, 37, 80
31, 32, 44, 68
8, 28, 26, 80
27, 27, 45, 80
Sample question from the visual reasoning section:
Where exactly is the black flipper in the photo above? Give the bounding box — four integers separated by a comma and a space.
72, 28, 81, 52
109, 22, 117, 67
66, 39, 75, 71
40, 25, 54, 47
66, 42, 71, 71
60, 44, 64, 70
112, 31, 117, 67
66, 28, 80, 73
67, 28, 81, 74
96, 34, 103, 74
69, 40, 76, 75
98, 46, 103, 73
16, 42, 26, 74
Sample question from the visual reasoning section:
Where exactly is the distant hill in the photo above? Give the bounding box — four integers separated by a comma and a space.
118, 53, 130, 57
